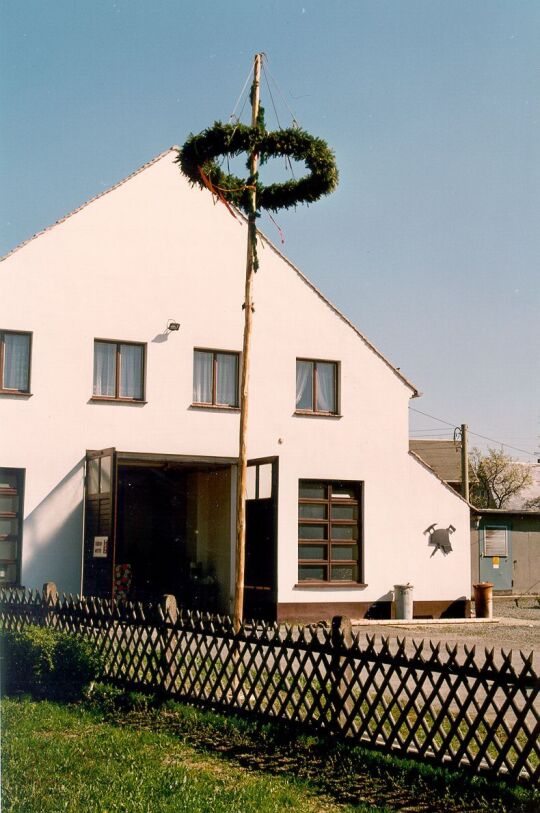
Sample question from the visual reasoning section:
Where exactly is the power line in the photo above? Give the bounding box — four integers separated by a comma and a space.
410, 427, 454, 433
467, 431, 537, 458
410, 429, 453, 434
408, 407, 455, 428
408, 406, 538, 457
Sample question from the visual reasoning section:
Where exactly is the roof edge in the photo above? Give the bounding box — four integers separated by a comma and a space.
1, 146, 180, 262
409, 450, 473, 507
471, 507, 540, 517
2, 145, 419, 396
253, 222, 420, 397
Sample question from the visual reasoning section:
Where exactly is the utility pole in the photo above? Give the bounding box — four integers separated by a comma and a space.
461, 423, 469, 502
233, 53, 262, 632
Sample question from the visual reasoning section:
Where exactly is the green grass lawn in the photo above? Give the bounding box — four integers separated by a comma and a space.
1, 698, 386, 813
2, 696, 538, 813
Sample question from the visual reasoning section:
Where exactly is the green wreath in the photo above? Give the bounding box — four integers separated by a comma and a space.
178, 121, 338, 214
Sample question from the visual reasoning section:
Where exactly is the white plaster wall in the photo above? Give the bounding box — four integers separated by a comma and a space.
1, 150, 470, 602
19, 457, 84, 594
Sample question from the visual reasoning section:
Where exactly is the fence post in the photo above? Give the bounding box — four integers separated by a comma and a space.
42, 582, 58, 628
330, 615, 353, 732
160, 594, 178, 694
161, 594, 178, 624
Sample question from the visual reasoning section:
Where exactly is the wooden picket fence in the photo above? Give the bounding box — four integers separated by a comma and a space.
1, 586, 538, 784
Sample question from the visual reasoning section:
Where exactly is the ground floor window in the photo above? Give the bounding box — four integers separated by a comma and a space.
0, 468, 24, 586
298, 479, 361, 583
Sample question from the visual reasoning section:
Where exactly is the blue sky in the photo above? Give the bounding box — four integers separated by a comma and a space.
1, 1, 539, 460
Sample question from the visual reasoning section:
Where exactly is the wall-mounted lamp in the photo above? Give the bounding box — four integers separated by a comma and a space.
0, 567, 7, 579
167, 321, 181, 332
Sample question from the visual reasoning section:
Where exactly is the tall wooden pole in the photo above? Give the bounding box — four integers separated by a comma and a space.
461, 423, 469, 502
233, 53, 262, 631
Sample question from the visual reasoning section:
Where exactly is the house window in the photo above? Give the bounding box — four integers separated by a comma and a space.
0, 468, 24, 586
296, 359, 338, 414
193, 349, 239, 407
298, 480, 361, 583
483, 527, 508, 557
247, 462, 273, 500
93, 340, 145, 401
0, 331, 31, 394
87, 455, 112, 495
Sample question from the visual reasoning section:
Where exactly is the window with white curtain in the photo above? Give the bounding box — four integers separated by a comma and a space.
93, 340, 145, 401
193, 349, 239, 407
0, 331, 31, 393
296, 359, 338, 414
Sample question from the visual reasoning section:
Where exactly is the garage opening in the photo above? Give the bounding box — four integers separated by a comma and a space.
83, 450, 234, 612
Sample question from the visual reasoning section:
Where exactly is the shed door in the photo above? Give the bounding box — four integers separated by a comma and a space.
83, 448, 117, 598
479, 524, 512, 591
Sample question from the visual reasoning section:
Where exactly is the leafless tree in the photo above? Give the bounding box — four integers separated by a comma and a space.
523, 495, 540, 510
469, 447, 533, 509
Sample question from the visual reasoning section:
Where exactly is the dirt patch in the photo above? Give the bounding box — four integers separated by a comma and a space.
119, 708, 530, 813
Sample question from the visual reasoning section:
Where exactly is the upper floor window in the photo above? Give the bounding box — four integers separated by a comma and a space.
0, 331, 31, 394
93, 340, 145, 401
193, 349, 239, 408
296, 359, 338, 414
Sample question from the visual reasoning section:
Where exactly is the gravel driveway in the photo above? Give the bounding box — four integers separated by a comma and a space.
352, 596, 540, 657
348, 596, 539, 737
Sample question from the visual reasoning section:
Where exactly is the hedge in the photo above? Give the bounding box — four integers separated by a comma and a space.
0, 626, 103, 701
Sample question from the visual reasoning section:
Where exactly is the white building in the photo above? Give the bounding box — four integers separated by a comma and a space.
0, 148, 471, 621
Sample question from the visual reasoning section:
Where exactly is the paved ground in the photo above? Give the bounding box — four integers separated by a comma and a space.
348, 597, 540, 732
352, 596, 540, 658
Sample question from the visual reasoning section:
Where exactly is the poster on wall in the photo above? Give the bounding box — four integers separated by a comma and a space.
93, 536, 108, 558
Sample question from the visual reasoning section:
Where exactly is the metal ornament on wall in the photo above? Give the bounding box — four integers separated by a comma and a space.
424, 523, 456, 557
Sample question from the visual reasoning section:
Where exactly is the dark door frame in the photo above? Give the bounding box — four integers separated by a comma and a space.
244, 456, 279, 621
82, 448, 118, 599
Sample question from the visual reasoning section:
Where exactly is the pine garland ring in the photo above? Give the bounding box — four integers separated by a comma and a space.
178, 121, 338, 215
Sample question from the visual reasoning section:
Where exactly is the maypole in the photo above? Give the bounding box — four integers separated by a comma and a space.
178, 55, 338, 630
233, 52, 262, 630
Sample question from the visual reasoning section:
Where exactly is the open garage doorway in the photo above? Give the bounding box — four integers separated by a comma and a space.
83, 450, 235, 612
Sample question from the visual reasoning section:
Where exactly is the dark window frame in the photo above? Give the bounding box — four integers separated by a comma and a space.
298, 479, 362, 584
0, 467, 24, 587
92, 339, 146, 402
295, 358, 339, 415
192, 348, 240, 408
0, 330, 32, 395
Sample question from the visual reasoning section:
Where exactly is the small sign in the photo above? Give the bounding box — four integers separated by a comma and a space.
492, 555, 500, 569
93, 536, 108, 558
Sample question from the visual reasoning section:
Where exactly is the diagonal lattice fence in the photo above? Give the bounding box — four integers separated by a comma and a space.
1, 587, 538, 783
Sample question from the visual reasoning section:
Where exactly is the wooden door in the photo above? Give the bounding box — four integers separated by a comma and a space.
82, 448, 117, 598
244, 458, 278, 621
